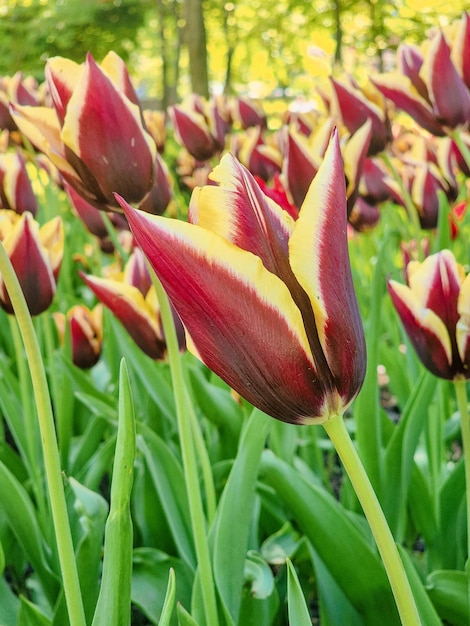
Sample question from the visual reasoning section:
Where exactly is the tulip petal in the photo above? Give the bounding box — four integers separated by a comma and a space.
46, 57, 82, 123
452, 12, 470, 89
120, 197, 333, 423
168, 106, 217, 161
289, 130, 366, 404
371, 74, 446, 136
1, 214, 55, 316
61, 54, 156, 205
421, 31, 470, 129
280, 128, 319, 208
457, 273, 470, 372
81, 273, 166, 360
388, 280, 453, 378
408, 250, 462, 333
189, 153, 294, 281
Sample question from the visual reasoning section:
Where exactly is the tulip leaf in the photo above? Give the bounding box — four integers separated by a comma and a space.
244, 551, 274, 600
136, 424, 196, 569
157, 567, 176, 626
0, 460, 59, 603
383, 369, 437, 538
260, 450, 400, 624
131, 548, 193, 625
438, 460, 466, 570
91, 359, 135, 626
0, 575, 18, 625
394, 546, 442, 626
426, 570, 469, 626
18, 597, 52, 626
286, 558, 312, 626
212, 409, 271, 625
177, 603, 200, 626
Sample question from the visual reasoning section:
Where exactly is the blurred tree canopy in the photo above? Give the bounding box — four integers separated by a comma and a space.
0, 0, 468, 102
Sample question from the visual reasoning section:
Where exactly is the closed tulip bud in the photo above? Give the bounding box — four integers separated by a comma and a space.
0, 151, 38, 216
388, 249, 470, 380
10, 53, 171, 216
119, 130, 366, 425
55, 305, 102, 369
0, 211, 63, 315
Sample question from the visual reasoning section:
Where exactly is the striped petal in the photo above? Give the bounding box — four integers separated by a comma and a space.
421, 30, 470, 129
452, 12, 470, 89
120, 197, 333, 424
408, 250, 462, 334
168, 106, 218, 161
280, 127, 319, 208
289, 129, 366, 407
81, 273, 167, 360
61, 53, 156, 206
388, 279, 453, 379
46, 57, 82, 123
371, 74, 446, 136
0, 213, 56, 316
457, 273, 470, 373
189, 152, 295, 281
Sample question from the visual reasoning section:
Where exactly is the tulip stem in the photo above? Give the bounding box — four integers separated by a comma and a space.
0, 242, 87, 626
323, 413, 421, 626
150, 269, 219, 626
453, 379, 470, 586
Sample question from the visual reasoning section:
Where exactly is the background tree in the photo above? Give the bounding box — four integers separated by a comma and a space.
183, 0, 210, 97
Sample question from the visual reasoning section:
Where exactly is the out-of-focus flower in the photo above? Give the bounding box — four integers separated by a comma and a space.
168, 94, 229, 161
143, 109, 166, 153
230, 95, 267, 129
54, 304, 102, 369
10, 53, 171, 215
410, 161, 458, 229
255, 174, 299, 219
372, 21, 470, 134
232, 126, 282, 182
0, 210, 63, 315
388, 249, 470, 379
118, 130, 366, 425
348, 197, 381, 232
329, 77, 392, 154
80, 248, 185, 360
0, 72, 40, 132
0, 151, 38, 216
449, 199, 468, 239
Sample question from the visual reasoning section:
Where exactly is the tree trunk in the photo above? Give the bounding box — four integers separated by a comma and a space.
333, 0, 343, 69
184, 0, 209, 97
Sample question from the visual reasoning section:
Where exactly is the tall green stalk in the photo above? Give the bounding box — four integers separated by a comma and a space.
323, 413, 421, 626
152, 271, 219, 626
0, 242, 87, 626
453, 379, 470, 597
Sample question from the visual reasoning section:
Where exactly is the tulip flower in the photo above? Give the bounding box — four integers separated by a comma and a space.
0, 210, 63, 315
10, 53, 171, 216
233, 126, 282, 182
0, 151, 38, 216
168, 95, 229, 162
80, 249, 185, 360
372, 25, 470, 135
388, 249, 470, 380
118, 130, 366, 424
329, 77, 392, 155
230, 95, 267, 129
54, 305, 102, 369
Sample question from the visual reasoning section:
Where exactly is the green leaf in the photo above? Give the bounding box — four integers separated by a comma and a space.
158, 567, 176, 626
260, 522, 301, 565
91, 359, 136, 626
212, 409, 271, 625
177, 603, 200, 626
0, 575, 19, 625
0, 460, 59, 603
260, 450, 400, 624
18, 597, 52, 626
131, 548, 193, 625
426, 570, 469, 626
137, 424, 195, 569
286, 558, 312, 626
244, 551, 274, 600
439, 460, 467, 570
383, 370, 437, 539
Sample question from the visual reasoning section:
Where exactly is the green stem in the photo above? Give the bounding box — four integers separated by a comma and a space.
448, 129, 470, 175
0, 242, 86, 626
381, 151, 423, 256
453, 379, 470, 587
323, 414, 421, 626
152, 271, 219, 626
101, 212, 129, 263
9, 315, 47, 521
